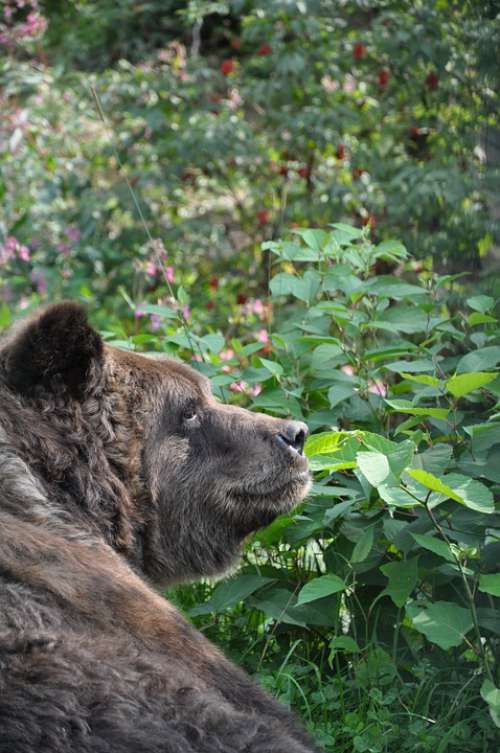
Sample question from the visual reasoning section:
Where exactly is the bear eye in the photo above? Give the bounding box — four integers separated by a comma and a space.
182, 406, 198, 422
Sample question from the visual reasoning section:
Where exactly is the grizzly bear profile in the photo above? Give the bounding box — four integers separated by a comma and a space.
0, 302, 318, 752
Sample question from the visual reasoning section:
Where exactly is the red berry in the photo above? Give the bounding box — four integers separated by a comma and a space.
336, 143, 346, 160
353, 42, 365, 60
257, 209, 270, 226
209, 275, 219, 290
426, 71, 439, 90
230, 37, 241, 50
206, 301, 214, 310
297, 166, 311, 179
220, 59, 235, 76
279, 164, 288, 177
378, 68, 390, 88
236, 293, 248, 305
409, 126, 421, 139
258, 44, 272, 56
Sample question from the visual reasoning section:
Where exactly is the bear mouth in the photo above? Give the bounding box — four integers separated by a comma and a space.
235, 469, 312, 509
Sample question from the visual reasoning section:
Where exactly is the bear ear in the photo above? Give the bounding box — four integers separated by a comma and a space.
5, 302, 103, 398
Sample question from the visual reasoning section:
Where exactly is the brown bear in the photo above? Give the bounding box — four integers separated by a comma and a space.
0, 302, 318, 753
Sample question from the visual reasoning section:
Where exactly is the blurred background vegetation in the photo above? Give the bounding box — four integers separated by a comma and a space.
1, 2, 500, 751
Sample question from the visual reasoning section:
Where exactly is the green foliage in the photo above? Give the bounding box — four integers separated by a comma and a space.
2, 1, 500, 749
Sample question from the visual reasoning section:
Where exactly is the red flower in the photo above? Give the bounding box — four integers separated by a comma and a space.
279, 164, 288, 177
362, 213, 377, 228
220, 59, 235, 76
258, 44, 272, 56
409, 126, 422, 139
236, 293, 248, 305
378, 68, 390, 88
257, 209, 270, 226
206, 301, 214, 311
336, 143, 346, 160
209, 275, 219, 290
353, 42, 366, 60
230, 37, 241, 50
297, 165, 311, 179
426, 71, 439, 91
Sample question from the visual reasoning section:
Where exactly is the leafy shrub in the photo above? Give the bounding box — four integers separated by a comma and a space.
157, 224, 500, 751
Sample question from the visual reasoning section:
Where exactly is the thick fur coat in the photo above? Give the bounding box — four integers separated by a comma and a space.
0, 302, 317, 753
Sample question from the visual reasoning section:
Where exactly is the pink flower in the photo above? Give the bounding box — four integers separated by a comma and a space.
256, 328, 269, 344
57, 241, 71, 257
220, 349, 234, 361
230, 380, 248, 393
368, 379, 386, 397
17, 244, 30, 261
253, 299, 264, 316
221, 365, 232, 373
341, 364, 355, 376
182, 305, 191, 320
146, 261, 157, 277
134, 307, 145, 318
150, 313, 162, 331
163, 266, 175, 284
66, 225, 80, 243
250, 384, 262, 397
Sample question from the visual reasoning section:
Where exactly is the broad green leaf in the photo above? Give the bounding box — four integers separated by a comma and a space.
463, 422, 500, 454
412, 533, 455, 562
329, 635, 360, 654
351, 527, 374, 563
311, 343, 343, 370
457, 346, 500, 373
297, 574, 346, 605
446, 372, 497, 398
328, 384, 355, 408
378, 484, 421, 508
401, 373, 441, 387
385, 399, 449, 420
386, 359, 436, 373
270, 270, 321, 303
406, 469, 463, 503
357, 451, 390, 486
328, 222, 363, 243
259, 357, 284, 378
407, 601, 473, 650
363, 276, 427, 299
478, 574, 500, 597
305, 431, 345, 457
189, 575, 274, 615
481, 679, 500, 728
136, 303, 177, 319
468, 312, 497, 326
292, 228, 328, 252
467, 294, 494, 313
442, 473, 495, 513
380, 558, 419, 607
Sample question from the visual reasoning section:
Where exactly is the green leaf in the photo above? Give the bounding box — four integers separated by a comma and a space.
446, 372, 497, 398
292, 228, 328, 252
481, 679, 500, 728
412, 533, 455, 562
311, 343, 343, 370
329, 635, 360, 655
380, 558, 419, 607
385, 399, 449, 420
401, 372, 441, 387
468, 312, 497, 326
259, 357, 284, 378
328, 384, 355, 408
407, 601, 473, 650
189, 575, 273, 615
297, 574, 346, 605
478, 574, 500, 597
357, 451, 390, 486
378, 484, 421, 508
467, 295, 494, 313
441, 473, 495, 513
270, 270, 321, 303
457, 346, 500, 373
351, 527, 374, 563
305, 431, 353, 457
386, 359, 436, 373
405, 469, 464, 503
138, 303, 178, 319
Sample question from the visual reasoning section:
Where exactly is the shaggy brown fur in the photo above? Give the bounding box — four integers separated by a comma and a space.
0, 302, 318, 753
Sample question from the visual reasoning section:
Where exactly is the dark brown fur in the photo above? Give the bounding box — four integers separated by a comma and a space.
0, 302, 317, 753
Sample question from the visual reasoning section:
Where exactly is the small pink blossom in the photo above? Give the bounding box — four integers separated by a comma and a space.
17, 244, 30, 261
220, 349, 234, 361
256, 328, 269, 344
192, 354, 203, 363
253, 299, 264, 316
341, 364, 355, 376
221, 365, 232, 373
57, 241, 71, 256
31, 269, 47, 295
230, 380, 248, 393
250, 384, 262, 397
368, 379, 386, 397
163, 266, 175, 284
150, 313, 162, 331
146, 261, 157, 277
182, 305, 191, 320
66, 225, 80, 243
134, 307, 145, 318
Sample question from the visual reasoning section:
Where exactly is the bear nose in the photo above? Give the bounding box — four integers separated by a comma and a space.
277, 421, 309, 455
